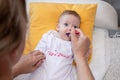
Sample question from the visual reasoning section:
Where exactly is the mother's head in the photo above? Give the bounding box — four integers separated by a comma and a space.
0, 0, 27, 78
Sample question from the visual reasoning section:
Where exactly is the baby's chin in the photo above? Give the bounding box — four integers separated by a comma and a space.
68, 36, 71, 41
66, 33, 71, 41
66, 37, 71, 41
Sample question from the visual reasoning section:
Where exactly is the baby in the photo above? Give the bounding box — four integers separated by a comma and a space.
29, 10, 82, 80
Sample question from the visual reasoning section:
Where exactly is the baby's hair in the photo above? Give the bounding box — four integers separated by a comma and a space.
59, 10, 81, 22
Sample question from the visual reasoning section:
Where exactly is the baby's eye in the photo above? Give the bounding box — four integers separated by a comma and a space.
64, 23, 68, 26
74, 26, 78, 28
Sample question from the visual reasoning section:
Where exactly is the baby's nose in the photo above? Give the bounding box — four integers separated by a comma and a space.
68, 26, 72, 31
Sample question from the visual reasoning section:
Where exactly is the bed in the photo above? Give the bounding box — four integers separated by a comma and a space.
14, 0, 119, 80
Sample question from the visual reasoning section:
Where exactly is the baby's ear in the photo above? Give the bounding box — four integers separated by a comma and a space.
56, 24, 59, 31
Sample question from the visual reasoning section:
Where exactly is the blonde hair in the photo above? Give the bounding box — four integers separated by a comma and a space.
0, 0, 27, 56
59, 10, 81, 23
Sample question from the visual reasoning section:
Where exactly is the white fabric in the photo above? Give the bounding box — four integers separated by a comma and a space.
104, 37, 120, 80
95, 1, 118, 30
29, 30, 75, 80
89, 27, 110, 80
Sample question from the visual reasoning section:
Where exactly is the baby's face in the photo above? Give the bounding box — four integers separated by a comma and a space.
57, 14, 80, 41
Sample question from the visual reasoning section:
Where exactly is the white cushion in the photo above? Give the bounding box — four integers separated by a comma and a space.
95, 1, 118, 30
90, 27, 110, 80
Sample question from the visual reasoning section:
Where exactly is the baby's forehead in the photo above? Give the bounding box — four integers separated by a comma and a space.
60, 14, 79, 20
59, 16, 80, 25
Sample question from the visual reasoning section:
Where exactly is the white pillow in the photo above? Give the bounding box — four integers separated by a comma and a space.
90, 27, 110, 80
95, 1, 118, 30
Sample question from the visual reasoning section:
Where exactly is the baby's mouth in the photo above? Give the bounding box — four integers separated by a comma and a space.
66, 33, 71, 41
66, 33, 70, 37
66, 31, 80, 41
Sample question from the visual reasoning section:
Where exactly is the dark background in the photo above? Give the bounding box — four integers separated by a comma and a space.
103, 0, 120, 26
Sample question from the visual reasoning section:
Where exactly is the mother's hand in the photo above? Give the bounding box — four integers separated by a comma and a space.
71, 27, 90, 61
71, 27, 94, 80
12, 50, 45, 77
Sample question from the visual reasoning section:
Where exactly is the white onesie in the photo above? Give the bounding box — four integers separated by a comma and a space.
29, 30, 76, 80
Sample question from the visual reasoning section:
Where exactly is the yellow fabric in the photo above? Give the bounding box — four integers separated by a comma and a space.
24, 2, 97, 63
